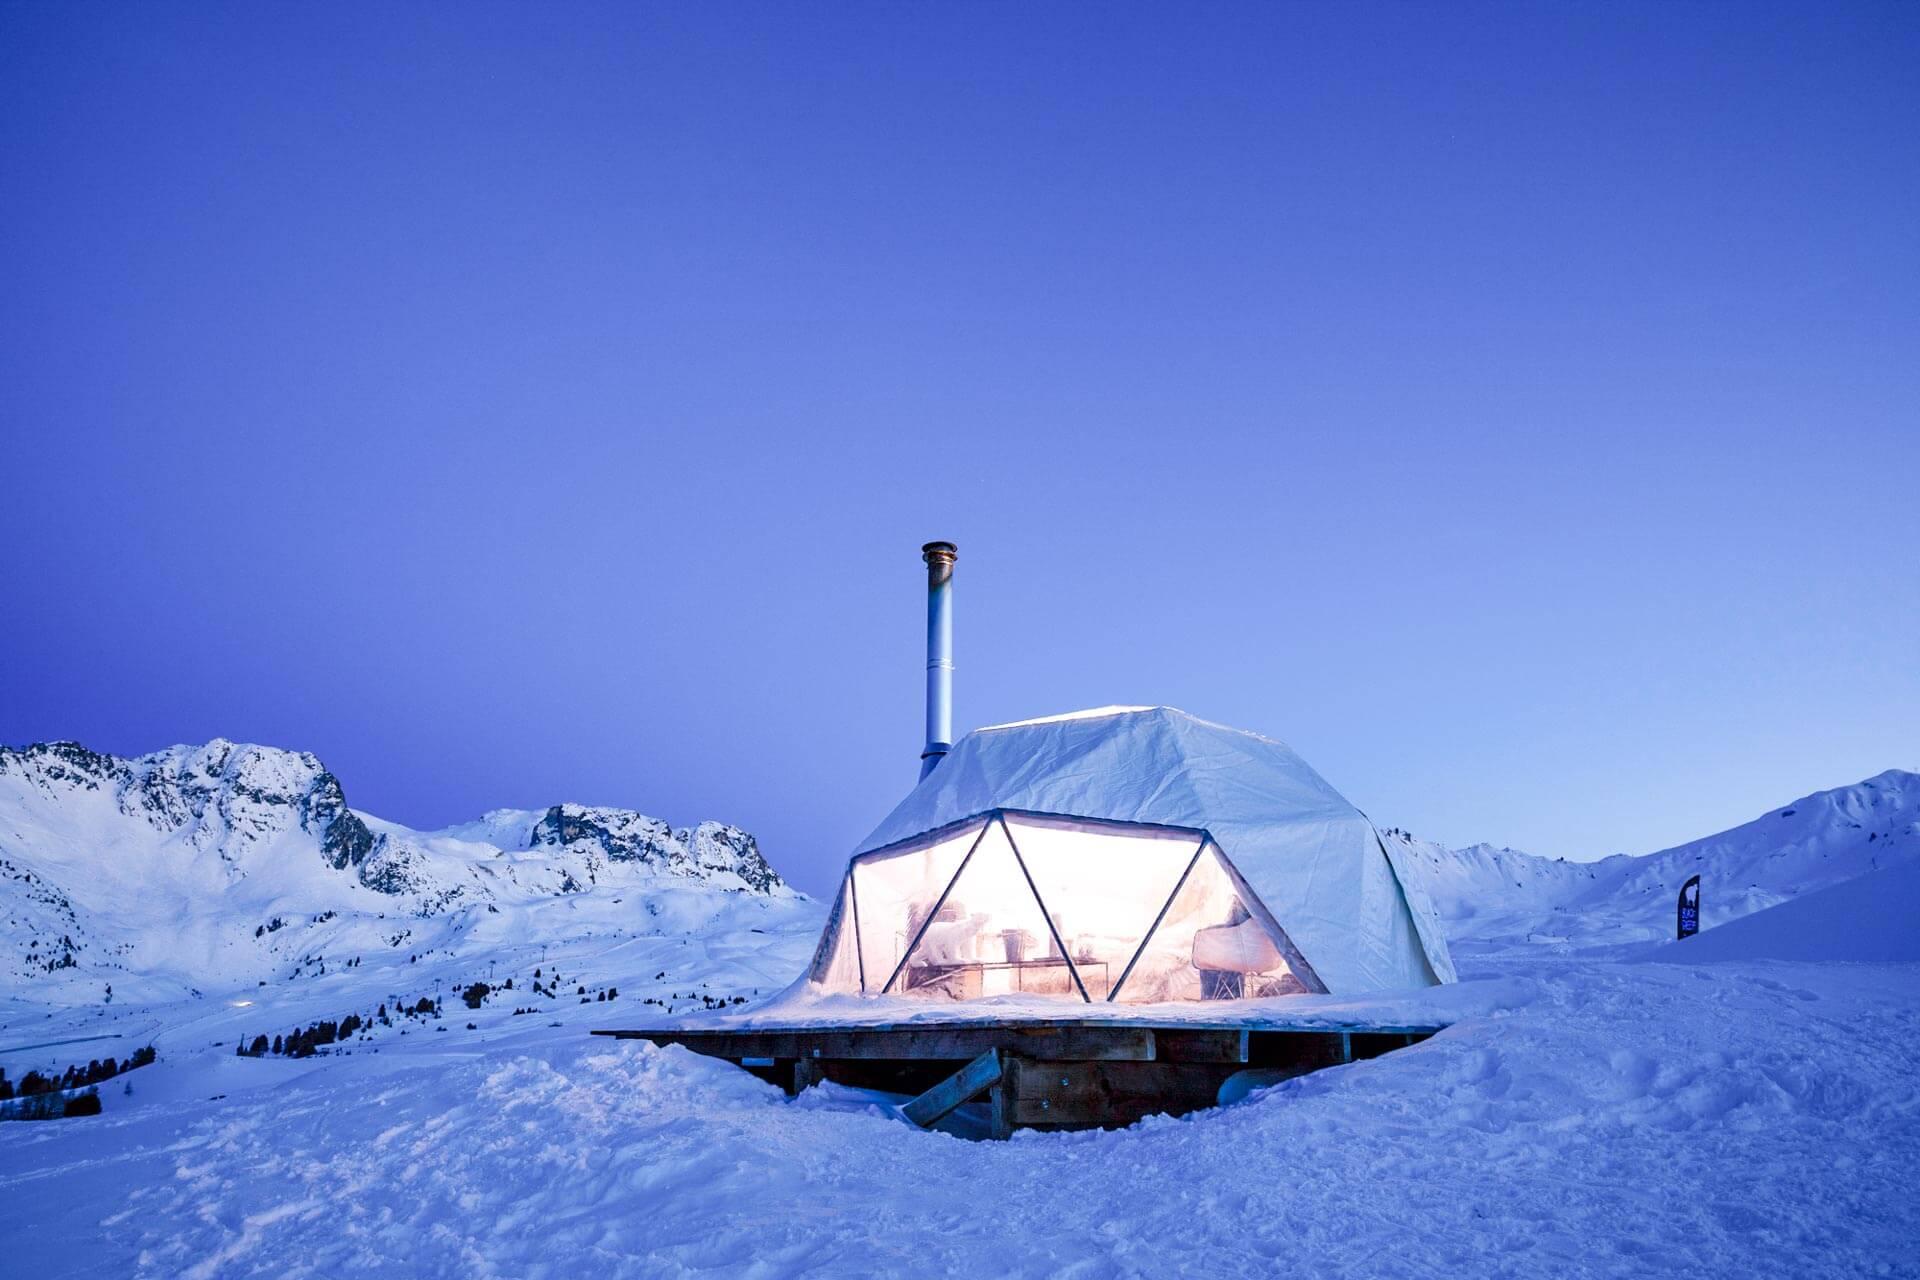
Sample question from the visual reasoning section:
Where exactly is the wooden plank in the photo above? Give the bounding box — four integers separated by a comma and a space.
792, 1057, 824, 1094
901, 1050, 1002, 1128
1151, 1028, 1248, 1064
1000, 1026, 1154, 1062
592, 1025, 1436, 1065
1005, 1059, 1232, 1127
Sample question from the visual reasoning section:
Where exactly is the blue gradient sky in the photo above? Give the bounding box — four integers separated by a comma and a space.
4, 2, 1915, 893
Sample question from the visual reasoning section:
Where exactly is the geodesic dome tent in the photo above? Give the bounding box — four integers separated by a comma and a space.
806, 706, 1455, 1002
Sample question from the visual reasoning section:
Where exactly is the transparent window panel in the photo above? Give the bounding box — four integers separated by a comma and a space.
890, 818, 1083, 1001
809, 875, 864, 992
1113, 843, 1305, 1002
849, 820, 985, 994
1002, 814, 1202, 1000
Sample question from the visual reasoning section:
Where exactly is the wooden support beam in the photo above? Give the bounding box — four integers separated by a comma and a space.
590, 1021, 1445, 1135
1001, 1057, 1231, 1129
1152, 1028, 1249, 1064
901, 1050, 1002, 1129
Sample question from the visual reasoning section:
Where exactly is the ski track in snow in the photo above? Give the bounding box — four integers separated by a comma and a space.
4, 956, 1917, 1279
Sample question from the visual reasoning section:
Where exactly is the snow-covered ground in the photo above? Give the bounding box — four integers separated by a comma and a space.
4, 949, 1915, 1278
3, 744, 1918, 1277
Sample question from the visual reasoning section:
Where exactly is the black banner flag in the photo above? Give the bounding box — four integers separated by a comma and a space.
1677, 875, 1701, 940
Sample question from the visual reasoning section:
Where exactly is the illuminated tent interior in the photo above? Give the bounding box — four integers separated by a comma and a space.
806, 706, 1456, 1003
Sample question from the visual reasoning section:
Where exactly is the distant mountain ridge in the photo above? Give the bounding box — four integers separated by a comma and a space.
1389, 769, 1920, 954
4, 737, 1912, 1004
0, 738, 792, 1003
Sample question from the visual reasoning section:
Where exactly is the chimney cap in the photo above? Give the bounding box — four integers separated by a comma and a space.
922, 541, 958, 563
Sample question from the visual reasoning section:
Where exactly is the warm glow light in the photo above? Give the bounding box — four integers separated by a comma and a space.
828, 814, 1299, 1003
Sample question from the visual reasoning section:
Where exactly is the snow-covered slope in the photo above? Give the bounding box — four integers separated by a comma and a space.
1643, 857, 1920, 966
1387, 769, 1920, 955
5, 949, 1915, 1277
4, 752, 1918, 1275
0, 739, 804, 1005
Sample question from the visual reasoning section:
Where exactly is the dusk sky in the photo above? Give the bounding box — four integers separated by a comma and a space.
4, 2, 1915, 894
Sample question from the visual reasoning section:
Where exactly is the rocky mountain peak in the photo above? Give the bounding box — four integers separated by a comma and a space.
0, 737, 795, 1002
527, 804, 785, 892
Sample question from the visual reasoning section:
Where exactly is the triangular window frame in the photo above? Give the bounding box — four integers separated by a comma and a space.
881, 814, 1090, 1001
1107, 837, 1322, 1001
846, 808, 1323, 1003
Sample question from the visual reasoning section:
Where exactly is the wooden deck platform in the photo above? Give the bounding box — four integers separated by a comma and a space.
592, 1017, 1445, 1138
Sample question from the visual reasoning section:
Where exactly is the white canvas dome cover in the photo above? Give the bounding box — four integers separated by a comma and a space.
807, 706, 1456, 1001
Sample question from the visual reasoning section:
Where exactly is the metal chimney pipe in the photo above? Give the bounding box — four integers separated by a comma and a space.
919, 541, 958, 778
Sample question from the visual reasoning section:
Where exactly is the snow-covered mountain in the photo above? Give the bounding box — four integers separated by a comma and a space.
6, 735, 1913, 1009
0, 739, 802, 1004
1389, 768, 1920, 955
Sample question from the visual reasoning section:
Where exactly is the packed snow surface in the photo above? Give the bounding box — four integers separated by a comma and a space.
4, 957, 1916, 1278
3, 747, 1918, 1277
